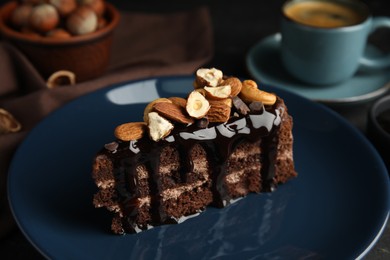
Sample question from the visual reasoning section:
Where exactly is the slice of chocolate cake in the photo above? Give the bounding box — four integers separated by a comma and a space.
92, 68, 297, 234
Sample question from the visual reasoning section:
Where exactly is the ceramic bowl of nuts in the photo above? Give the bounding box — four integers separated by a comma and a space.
0, 0, 120, 83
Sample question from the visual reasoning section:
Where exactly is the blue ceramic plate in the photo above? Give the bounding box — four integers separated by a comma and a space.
8, 76, 390, 259
246, 33, 390, 104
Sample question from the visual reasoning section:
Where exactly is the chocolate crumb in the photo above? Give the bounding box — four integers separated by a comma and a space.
249, 101, 264, 113
232, 96, 250, 115
196, 117, 209, 128
104, 141, 119, 152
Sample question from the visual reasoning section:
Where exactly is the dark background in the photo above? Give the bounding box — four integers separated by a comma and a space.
1, 0, 390, 259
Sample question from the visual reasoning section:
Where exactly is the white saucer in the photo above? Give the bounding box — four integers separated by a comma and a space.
246, 33, 390, 104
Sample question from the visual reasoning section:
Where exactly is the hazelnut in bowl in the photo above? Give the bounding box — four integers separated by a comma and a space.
0, 0, 120, 82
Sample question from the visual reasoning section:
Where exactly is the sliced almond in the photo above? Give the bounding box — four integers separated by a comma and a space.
239, 80, 276, 105
222, 77, 242, 97
186, 91, 210, 119
207, 101, 231, 123
0, 108, 22, 134
114, 122, 147, 141
204, 85, 231, 100
143, 98, 172, 123
148, 112, 174, 142
168, 97, 187, 108
153, 102, 194, 124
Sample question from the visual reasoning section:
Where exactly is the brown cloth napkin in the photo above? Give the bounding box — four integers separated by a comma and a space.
0, 6, 213, 237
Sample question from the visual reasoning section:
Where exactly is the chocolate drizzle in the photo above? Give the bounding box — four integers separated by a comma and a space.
101, 99, 284, 229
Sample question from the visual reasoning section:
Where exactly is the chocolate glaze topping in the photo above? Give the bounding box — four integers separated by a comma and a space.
100, 99, 284, 229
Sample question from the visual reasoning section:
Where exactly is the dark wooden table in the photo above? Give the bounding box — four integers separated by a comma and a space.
1, 0, 389, 259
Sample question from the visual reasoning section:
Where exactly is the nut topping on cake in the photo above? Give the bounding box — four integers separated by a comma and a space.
186, 91, 210, 119
113, 68, 277, 143
168, 97, 187, 108
194, 67, 223, 88
204, 85, 231, 100
221, 77, 242, 97
239, 80, 276, 105
114, 122, 147, 141
143, 98, 172, 123
207, 100, 231, 123
148, 112, 174, 141
153, 102, 194, 124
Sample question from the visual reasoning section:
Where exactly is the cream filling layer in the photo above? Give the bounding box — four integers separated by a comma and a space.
136, 178, 208, 208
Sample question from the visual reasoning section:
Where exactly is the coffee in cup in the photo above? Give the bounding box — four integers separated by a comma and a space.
281, 0, 390, 85
283, 0, 366, 28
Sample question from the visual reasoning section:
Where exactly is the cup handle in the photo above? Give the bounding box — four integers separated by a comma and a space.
359, 17, 390, 69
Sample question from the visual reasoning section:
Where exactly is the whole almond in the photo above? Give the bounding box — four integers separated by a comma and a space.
207, 101, 231, 123
153, 102, 194, 124
114, 122, 147, 141
209, 98, 232, 108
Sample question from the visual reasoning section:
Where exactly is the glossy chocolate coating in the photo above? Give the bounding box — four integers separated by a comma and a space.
100, 99, 284, 228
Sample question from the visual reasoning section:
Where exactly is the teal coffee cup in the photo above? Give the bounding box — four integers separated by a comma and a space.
281, 0, 390, 85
